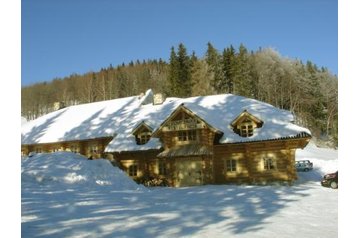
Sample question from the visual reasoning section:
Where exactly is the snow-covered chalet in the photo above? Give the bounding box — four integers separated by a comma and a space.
21, 89, 311, 186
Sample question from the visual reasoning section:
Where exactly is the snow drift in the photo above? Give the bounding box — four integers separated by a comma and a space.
21, 145, 337, 238
21, 151, 145, 191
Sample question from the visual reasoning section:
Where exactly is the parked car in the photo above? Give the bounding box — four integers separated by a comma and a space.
321, 171, 338, 189
295, 160, 313, 172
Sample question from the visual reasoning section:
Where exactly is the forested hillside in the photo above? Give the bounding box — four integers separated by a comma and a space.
21, 42, 338, 146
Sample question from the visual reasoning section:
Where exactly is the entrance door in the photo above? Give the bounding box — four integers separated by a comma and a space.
176, 159, 202, 187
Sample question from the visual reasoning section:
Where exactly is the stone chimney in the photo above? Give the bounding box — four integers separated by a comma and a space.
153, 93, 166, 105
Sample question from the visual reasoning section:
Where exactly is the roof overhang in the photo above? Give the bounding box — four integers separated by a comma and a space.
157, 144, 213, 158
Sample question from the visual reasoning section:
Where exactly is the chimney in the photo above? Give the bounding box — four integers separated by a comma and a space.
153, 93, 166, 105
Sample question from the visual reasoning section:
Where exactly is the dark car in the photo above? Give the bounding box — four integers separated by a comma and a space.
321, 171, 338, 189
295, 160, 313, 172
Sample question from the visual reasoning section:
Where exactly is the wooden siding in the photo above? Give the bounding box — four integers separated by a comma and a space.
21, 130, 308, 187
111, 129, 308, 186
160, 128, 216, 150
213, 141, 298, 184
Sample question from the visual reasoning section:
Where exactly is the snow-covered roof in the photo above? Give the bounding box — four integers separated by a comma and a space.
21, 90, 311, 153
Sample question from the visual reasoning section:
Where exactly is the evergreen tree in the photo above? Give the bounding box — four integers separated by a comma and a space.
176, 43, 192, 97
21, 42, 338, 147
234, 43, 253, 97
222, 45, 236, 93
168, 46, 179, 96
168, 43, 192, 97
205, 42, 224, 93
305, 61, 326, 135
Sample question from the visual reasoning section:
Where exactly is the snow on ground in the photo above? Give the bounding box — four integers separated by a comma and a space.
22, 144, 337, 238
21, 116, 28, 125
21, 152, 144, 191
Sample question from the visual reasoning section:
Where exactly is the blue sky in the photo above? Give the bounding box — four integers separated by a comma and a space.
22, 0, 337, 86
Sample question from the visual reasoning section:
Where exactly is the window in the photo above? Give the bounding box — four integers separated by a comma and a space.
177, 130, 197, 142
137, 132, 151, 145
129, 164, 138, 176
226, 159, 237, 172
263, 158, 276, 170
133, 122, 153, 145
158, 160, 167, 175
178, 131, 186, 141
231, 112, 263, 138
238, 123, 254, 137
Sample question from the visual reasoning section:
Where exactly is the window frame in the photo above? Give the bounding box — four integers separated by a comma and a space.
238, 122, 254, 137
263, 157, 276, 171
128, 164, 138, 177
226, 159, 237, 172
158, 160, 167, 176
177, 130, 197, 142
137, 132, 151, 145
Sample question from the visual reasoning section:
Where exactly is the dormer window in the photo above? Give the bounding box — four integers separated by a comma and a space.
132, 121, 153, 145
138, 132, 151, 145
231, 110, 263, 138
239, 123, 254, 137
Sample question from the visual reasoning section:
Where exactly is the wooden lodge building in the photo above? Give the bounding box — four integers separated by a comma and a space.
21, 90, 311, 187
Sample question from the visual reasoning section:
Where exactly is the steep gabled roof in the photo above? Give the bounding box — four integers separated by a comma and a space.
131, 121, 153, 135
230, 110, 264, 128
151, 103, 222, 137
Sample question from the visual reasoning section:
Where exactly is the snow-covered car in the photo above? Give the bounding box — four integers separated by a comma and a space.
295, 160, 313, 172
321, 171, 338, 189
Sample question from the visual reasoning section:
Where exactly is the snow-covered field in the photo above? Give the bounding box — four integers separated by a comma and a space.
21, 143, 337, 238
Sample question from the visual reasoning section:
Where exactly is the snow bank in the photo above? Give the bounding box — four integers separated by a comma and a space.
21, 145, 337, 238
21, 152, 145, 191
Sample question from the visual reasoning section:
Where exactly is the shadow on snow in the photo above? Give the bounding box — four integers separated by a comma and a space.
21, 183, 310, 238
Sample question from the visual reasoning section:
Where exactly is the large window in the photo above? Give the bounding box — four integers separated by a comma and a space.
226, 159, 237, 172
263, 157, 276, 170
177, 130, 197, 142
128, 164, 138, 176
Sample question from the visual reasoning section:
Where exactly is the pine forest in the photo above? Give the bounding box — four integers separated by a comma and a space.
21, 43, 338, 147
